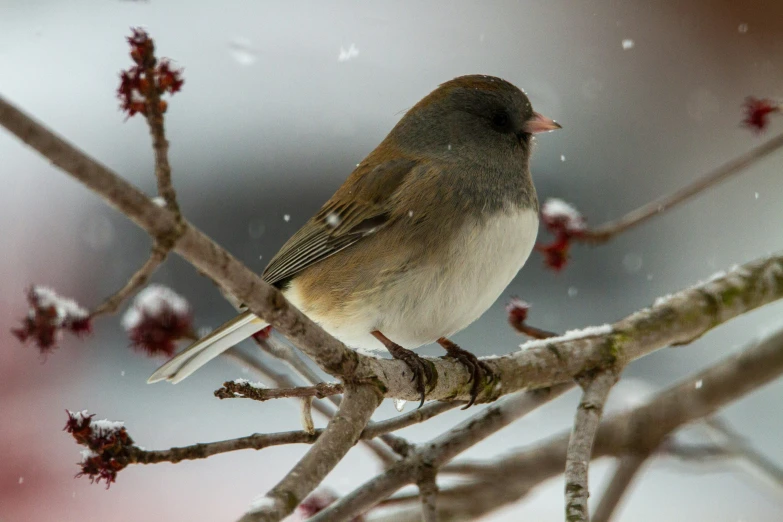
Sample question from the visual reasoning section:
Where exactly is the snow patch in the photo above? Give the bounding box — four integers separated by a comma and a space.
518, 324, 613, 351
31, 286, 88, 323
122, 285, 190, 331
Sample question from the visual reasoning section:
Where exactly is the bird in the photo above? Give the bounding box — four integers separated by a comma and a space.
148, 75, 560, 407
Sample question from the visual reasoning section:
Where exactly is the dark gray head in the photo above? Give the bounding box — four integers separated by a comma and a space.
389, 75, 560, 164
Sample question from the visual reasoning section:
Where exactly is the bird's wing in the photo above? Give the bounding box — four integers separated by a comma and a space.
262, 157, 419, 286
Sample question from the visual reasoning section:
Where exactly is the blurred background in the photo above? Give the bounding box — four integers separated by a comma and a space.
1, 1, 782, 520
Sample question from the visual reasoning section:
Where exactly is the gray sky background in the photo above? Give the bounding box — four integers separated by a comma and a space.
1, 1, 782, 520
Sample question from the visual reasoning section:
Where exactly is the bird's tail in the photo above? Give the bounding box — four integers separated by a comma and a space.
147, 311, 268, 384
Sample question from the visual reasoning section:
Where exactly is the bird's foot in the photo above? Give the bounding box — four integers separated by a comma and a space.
372, 331, 433, 408
437, 337, 494, 409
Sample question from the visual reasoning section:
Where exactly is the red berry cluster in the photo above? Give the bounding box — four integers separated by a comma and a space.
117, 28, 184, 117
505, 297, 531, 332
742, 97, 780, 134
64, 411, 135, 488
12, 286, 91, 354
122, 286, 195, 357
535, 199, 587, 271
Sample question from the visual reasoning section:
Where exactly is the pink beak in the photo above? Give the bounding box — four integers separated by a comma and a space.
522, 112, 562, 134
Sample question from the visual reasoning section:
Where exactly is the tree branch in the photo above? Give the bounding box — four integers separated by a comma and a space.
361, 402, 463, 439
591, 453, 649, 522
417, 465, 439, 522
222, 349, 397, 466
129, 430, 319, 465
704, 417, 783, 493
310, 384, 573, 522
91, 241, 169, 316
565, 370, 619, 522
580, 132, 783, 243
238, 384, 382, 522
215, 380, 344, 402
417, 328, 783, 520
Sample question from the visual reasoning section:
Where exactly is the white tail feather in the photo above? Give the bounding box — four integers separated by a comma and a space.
147, 311, 267, 384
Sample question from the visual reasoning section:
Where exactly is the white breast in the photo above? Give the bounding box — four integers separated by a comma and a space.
286, 207, 539, 353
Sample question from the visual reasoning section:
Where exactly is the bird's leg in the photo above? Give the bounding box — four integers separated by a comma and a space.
437, 337, 494, 409
371, 330, 433, 408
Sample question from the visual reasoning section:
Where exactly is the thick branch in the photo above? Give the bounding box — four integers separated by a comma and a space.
238, 384, 382, 522
580, 132, 783, 243
565, 370, 619, 522
591, 454, 649, 522
2, 95, 782, 404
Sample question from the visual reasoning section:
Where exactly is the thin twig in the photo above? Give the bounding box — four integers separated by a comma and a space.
659, 440, 734, 461
130, 430, 319, 465
704, 417, 783, 492
139, 43, 180, 217
223, 349, 397, 466
215, 380, 344, 402
253, 337, 409, 463
592, 453, 649, 522
301, 397, 315, 435
510, 321, 559, 340
115, 399, 463, 468
580, 132, 783, 243
91, 241, 169, 316
256, 336, 336, 404
361, 402, 463, 439
238, 384, 382, 522
565, 370, 619, 522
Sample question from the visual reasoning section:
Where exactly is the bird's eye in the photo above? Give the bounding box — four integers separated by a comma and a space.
491, 111, 510, 130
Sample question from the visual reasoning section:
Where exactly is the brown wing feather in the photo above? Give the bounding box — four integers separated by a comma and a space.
262, 156, 419, 286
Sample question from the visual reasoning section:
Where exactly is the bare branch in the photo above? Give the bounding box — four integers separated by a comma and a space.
91, 242, 169, 316
238, 384, 382, 522
592, 453, 649, 522
659, 440, 734, 461
580, 132, 783, 243
130, 430, 319, 465
423, 329, 783, 520
704, 417, 783, 493
310, 384, 573, 522
255, 337, 335, 403
417, 465, 439, 522
215, 380, 344, 402
135, 39, 181, 217
223, 349, 397, 466
301, 397, 316, 435
565, 370, 619, 522
361, 402, 463, 439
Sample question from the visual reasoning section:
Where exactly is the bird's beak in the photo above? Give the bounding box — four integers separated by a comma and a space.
522, 112, 562, 134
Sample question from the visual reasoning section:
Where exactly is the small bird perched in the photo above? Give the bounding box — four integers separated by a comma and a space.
149, 75, 560, 407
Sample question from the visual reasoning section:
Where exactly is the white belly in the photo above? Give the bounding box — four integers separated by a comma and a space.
286, 207, 539, 353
